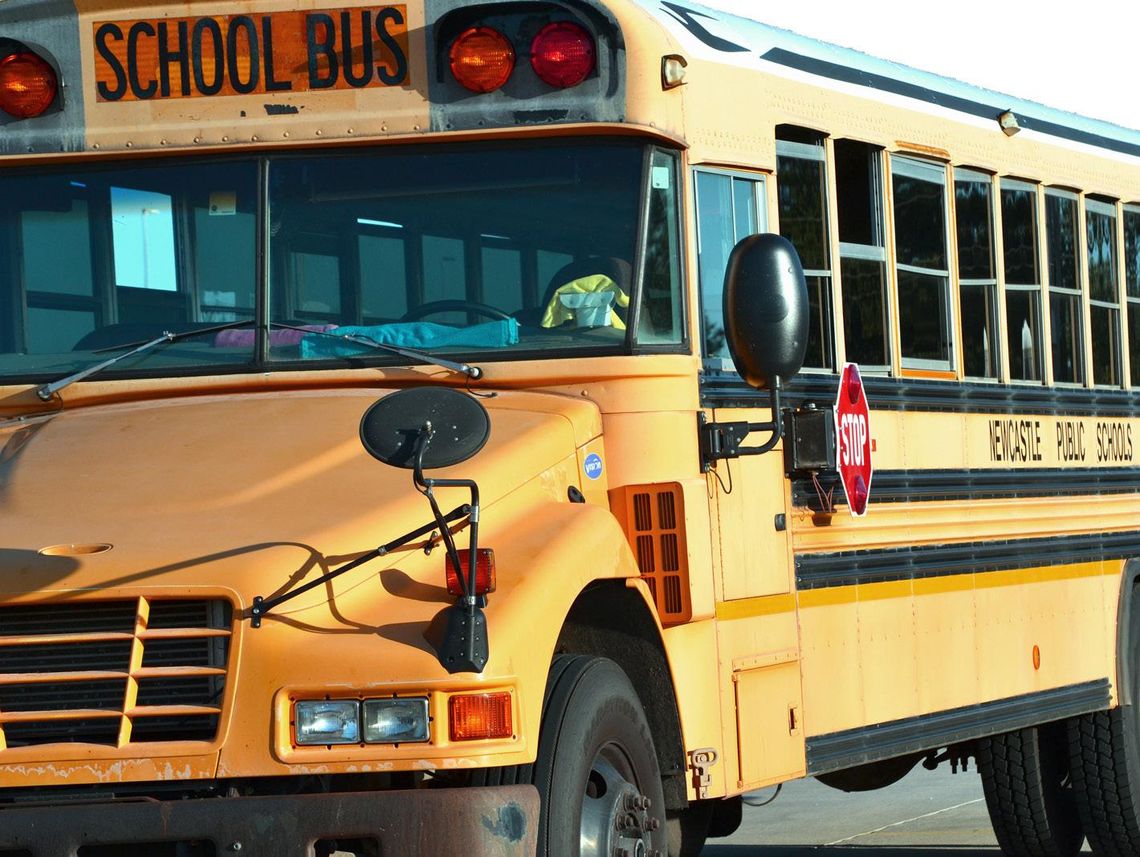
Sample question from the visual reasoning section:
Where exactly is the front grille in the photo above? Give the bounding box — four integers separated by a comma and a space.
0, 599, 232, 749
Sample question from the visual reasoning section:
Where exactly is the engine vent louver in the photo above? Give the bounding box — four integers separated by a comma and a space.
0, 598, 232, 750
610, 484, 692, 625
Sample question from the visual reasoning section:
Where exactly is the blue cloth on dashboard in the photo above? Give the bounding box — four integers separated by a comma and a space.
300, 319, 518, 359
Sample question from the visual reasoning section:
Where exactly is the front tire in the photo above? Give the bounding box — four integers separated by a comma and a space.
533, 655, 668, 857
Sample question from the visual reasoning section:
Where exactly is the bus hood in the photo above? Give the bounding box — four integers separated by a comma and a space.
0, 386, 602, 602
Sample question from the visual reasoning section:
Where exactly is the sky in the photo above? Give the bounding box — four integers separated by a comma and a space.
694, 0, 1140, 132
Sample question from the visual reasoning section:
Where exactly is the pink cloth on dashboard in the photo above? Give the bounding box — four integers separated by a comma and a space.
214, 325, 337, 348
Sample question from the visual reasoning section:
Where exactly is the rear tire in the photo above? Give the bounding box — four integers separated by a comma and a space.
977, 723, 1084, 857
1068, 599, 1140, 856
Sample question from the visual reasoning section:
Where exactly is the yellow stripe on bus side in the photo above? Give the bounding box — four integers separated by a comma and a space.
715, 593, 797, 622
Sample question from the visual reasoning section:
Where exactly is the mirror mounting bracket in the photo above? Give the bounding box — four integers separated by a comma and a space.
699, 378, 784, 472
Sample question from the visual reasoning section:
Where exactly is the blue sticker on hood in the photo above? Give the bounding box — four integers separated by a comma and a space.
584, 452, 604, 480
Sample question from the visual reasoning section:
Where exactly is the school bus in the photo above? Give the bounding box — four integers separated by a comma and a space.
3, 0, 1140, 855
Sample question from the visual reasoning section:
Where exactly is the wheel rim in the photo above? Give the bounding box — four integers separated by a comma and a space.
579, 744, 660, 857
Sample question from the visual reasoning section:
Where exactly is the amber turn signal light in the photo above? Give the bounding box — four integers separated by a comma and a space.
446, 548, 496, 597
449, 691, 512, 741
450, 26, 515, 93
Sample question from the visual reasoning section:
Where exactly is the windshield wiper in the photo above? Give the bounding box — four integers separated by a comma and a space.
273, 322, 484, 380
35, 318, 485, 402
36, 320, 254, 401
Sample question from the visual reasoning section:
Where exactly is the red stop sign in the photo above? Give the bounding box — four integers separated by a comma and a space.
834, 362, 872, 516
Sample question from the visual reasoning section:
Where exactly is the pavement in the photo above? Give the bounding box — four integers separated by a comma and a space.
701, 761, 1090, 855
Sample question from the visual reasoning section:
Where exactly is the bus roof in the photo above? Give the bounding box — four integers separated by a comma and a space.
638, 0, 1140, 161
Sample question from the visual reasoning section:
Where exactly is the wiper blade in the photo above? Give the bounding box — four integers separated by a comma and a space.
36, 319, 254, 402
274, 322, 484, 380
35, 318, 485, 402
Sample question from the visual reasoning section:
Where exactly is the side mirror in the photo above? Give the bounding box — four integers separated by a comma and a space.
359, 387, 492, 675
359, 387, 490, 470
722, 233, 809, 390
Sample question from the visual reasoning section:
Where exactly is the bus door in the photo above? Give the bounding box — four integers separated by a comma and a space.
694, 167, 805, 789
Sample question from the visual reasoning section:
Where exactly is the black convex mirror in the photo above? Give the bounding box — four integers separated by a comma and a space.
722, 233, 809, 389
360, 387, 490, 469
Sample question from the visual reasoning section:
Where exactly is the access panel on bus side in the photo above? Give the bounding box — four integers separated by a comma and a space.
706, 413, 806, 790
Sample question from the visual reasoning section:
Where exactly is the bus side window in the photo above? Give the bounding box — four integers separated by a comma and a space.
955, 169, 1000, 379
1045, 188, 1084, 385
1087, 197, 1123, 387
111, 187, 177, 293
1000, 179, 1044, 382
359, 227, 409, 321
890, 156, 953, 373
481, 243, 525, 316
776, 127, 834, 371
286, 240, 346, 321
1125, 205, 1140, 386
835, 139, 889, 373
195, 186, 256, 323
694, 167, 767, 363
110, 187, 190, 326
422, 234, 466, 306
18, 182, 99, 353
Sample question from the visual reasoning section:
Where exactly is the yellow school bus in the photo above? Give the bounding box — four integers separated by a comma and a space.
3, 0, 1140, 855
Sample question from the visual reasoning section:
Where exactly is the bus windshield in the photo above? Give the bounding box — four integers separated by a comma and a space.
0, 140, 683, 386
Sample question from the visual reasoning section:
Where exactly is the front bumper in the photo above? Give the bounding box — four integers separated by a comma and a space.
0, 785, 539, 856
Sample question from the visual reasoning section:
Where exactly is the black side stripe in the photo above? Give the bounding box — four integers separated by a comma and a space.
792, 467, 1140, 508
796, 530, 1140, 591
702, 371, 1140, 416
760, 47, 1140, 161
806, 679, 1111, 775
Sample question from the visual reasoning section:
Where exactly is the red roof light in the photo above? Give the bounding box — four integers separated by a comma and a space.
530, 22, 595, 88
0, 51, 58, 119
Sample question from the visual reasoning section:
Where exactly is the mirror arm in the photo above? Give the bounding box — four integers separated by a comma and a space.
699, 378, 785, 471
421, 475, 488, 673
412, 427, 488, 672
248, 504, 471, 628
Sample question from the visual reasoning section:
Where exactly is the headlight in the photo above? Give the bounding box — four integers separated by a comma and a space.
363, 698, 430, 743
294, 700, 359, 745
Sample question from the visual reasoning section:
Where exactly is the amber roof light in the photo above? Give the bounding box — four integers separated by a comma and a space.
0, 50, 58, 119
450, 26, 515, 93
